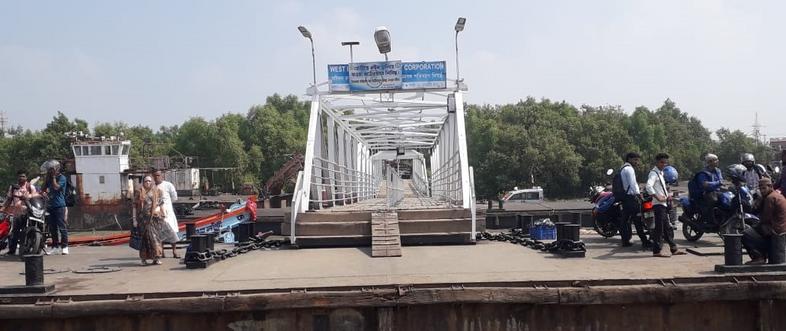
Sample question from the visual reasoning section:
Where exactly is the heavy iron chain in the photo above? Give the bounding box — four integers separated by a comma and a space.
185, 237, 289, 264
476, 229, 587, 253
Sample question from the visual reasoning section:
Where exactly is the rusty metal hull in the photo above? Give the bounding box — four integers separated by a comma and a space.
2, 279, 786, 331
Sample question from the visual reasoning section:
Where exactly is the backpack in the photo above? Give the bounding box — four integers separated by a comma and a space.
612, 164, 631, 200
688, 170, 712, 201
64, 175, 77, 207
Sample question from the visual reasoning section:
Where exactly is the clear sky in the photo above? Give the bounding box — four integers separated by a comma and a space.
1, 0, 784, 138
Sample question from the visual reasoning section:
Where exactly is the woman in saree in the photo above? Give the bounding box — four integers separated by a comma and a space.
133, 176, 178, 265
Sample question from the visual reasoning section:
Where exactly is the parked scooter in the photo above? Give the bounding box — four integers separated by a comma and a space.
589, 169, 653, 238
679, 164, 760, 241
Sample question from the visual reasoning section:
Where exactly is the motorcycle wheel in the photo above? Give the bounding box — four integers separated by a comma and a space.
19, 227, 42, 256
593, 214, 619, 238
682, 221, 704, 242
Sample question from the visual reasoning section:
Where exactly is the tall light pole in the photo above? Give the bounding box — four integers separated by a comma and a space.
374, 26, 391, 61
298, 26, 316, 86
454, 17, 466, 83
341, 41, 360, 63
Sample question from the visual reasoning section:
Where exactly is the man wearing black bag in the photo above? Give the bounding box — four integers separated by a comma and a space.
615, 152, 652, 248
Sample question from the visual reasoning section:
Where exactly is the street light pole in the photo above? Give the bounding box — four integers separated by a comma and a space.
298, 26, 316, 86
454, 17, 466, 84
341, 41, 360, 63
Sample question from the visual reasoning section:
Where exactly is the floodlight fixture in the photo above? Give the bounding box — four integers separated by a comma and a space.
374, 26, 391, 60
455, 17, 466, 32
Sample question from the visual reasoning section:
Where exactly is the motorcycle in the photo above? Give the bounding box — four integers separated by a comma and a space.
679, 164, 760, 242
589, 169, 653, 238
5, 184, 48, 256
0, 211, 11, 251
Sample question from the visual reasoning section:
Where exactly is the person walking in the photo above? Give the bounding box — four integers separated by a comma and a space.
153, 169, 180, 258
742, 178, 786, 264
645, 154, 686, 257
41, 162, 69, 255
1, 170, 38, 255
618, 152, 652, 248
133, 176, 178, 265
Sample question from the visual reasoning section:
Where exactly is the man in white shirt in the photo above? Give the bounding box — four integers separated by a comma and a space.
153, 169, 180, 258
645, 153, 686, 257
619, 152, 652, 248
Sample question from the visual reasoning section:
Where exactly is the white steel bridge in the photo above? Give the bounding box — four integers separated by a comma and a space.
288, 81, 478, 249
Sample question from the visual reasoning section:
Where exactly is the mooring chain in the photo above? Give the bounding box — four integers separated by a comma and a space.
475, 229, 586, 253
184, 237, 289, 265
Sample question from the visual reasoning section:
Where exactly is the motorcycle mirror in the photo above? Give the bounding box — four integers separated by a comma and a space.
605, 169, 614, 176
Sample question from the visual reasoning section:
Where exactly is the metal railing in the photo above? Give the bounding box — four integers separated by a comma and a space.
290, 171, 305, 244
308, 156, 379, 207
430, 150, 463, 207
386, 166, 404, 207
412, 171, 430, 197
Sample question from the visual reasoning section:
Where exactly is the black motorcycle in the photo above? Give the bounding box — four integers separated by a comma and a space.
15, 186, 47, 256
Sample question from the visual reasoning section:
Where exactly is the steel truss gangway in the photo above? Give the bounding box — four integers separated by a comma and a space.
288, 82, 478, 247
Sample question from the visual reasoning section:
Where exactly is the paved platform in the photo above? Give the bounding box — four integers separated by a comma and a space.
0, 230, 776, 298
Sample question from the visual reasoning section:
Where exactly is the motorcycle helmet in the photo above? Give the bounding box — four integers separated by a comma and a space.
663, 166, 678, 185
740, 153, 755, 163
727, 164, 747, 182
40, 159, 61, 173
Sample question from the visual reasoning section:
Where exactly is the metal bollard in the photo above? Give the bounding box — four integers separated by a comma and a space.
487, 200, 493, 210
190, 235, 208, 253
206, 233, 215, 251
24, 254, 44, 287
723, 234, 743, 266
185, 223, 196, 240
237, 223, 252, 243
555, 222, 569, 241
769, 234, 786, 265
498, 200, 504, 210
563, 224, 581, 242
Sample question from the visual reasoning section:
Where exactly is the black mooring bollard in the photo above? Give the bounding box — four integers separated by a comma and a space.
723, 233, 743, 266
206, 233, 215, 251
237, 223, 252, 243
564, 224, 581, 242
24, 254, 44, 287
190, 235, 208, 253
498, 200, 504, 210
185, 223, 196, 240
487, 200, 493, 210
769, 234, 786, 265
555, 222, 568, 241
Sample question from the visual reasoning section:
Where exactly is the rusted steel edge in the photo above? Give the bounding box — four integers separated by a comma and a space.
1, 282, 786, 319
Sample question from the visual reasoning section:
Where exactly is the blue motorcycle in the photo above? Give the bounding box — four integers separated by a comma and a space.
679, 164, 759, 241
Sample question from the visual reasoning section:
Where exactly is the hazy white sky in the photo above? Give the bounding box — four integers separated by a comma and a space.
1, 1, 785, 138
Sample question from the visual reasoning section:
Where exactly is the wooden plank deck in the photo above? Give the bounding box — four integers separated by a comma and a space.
371, 212, 402, 257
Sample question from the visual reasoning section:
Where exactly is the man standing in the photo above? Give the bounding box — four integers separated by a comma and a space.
645, 154, 686, 257
618, 152, 651, 248
742, 178, 786, 264
1, 170, 37, 255
740, 153, 768, 196
153, 169, 179, 258
42, 162, 68, 255
694, 154, 724, 225
774, 150, 786, 197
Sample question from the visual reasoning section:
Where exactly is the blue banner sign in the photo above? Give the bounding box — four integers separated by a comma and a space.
328, 60, 446, 92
